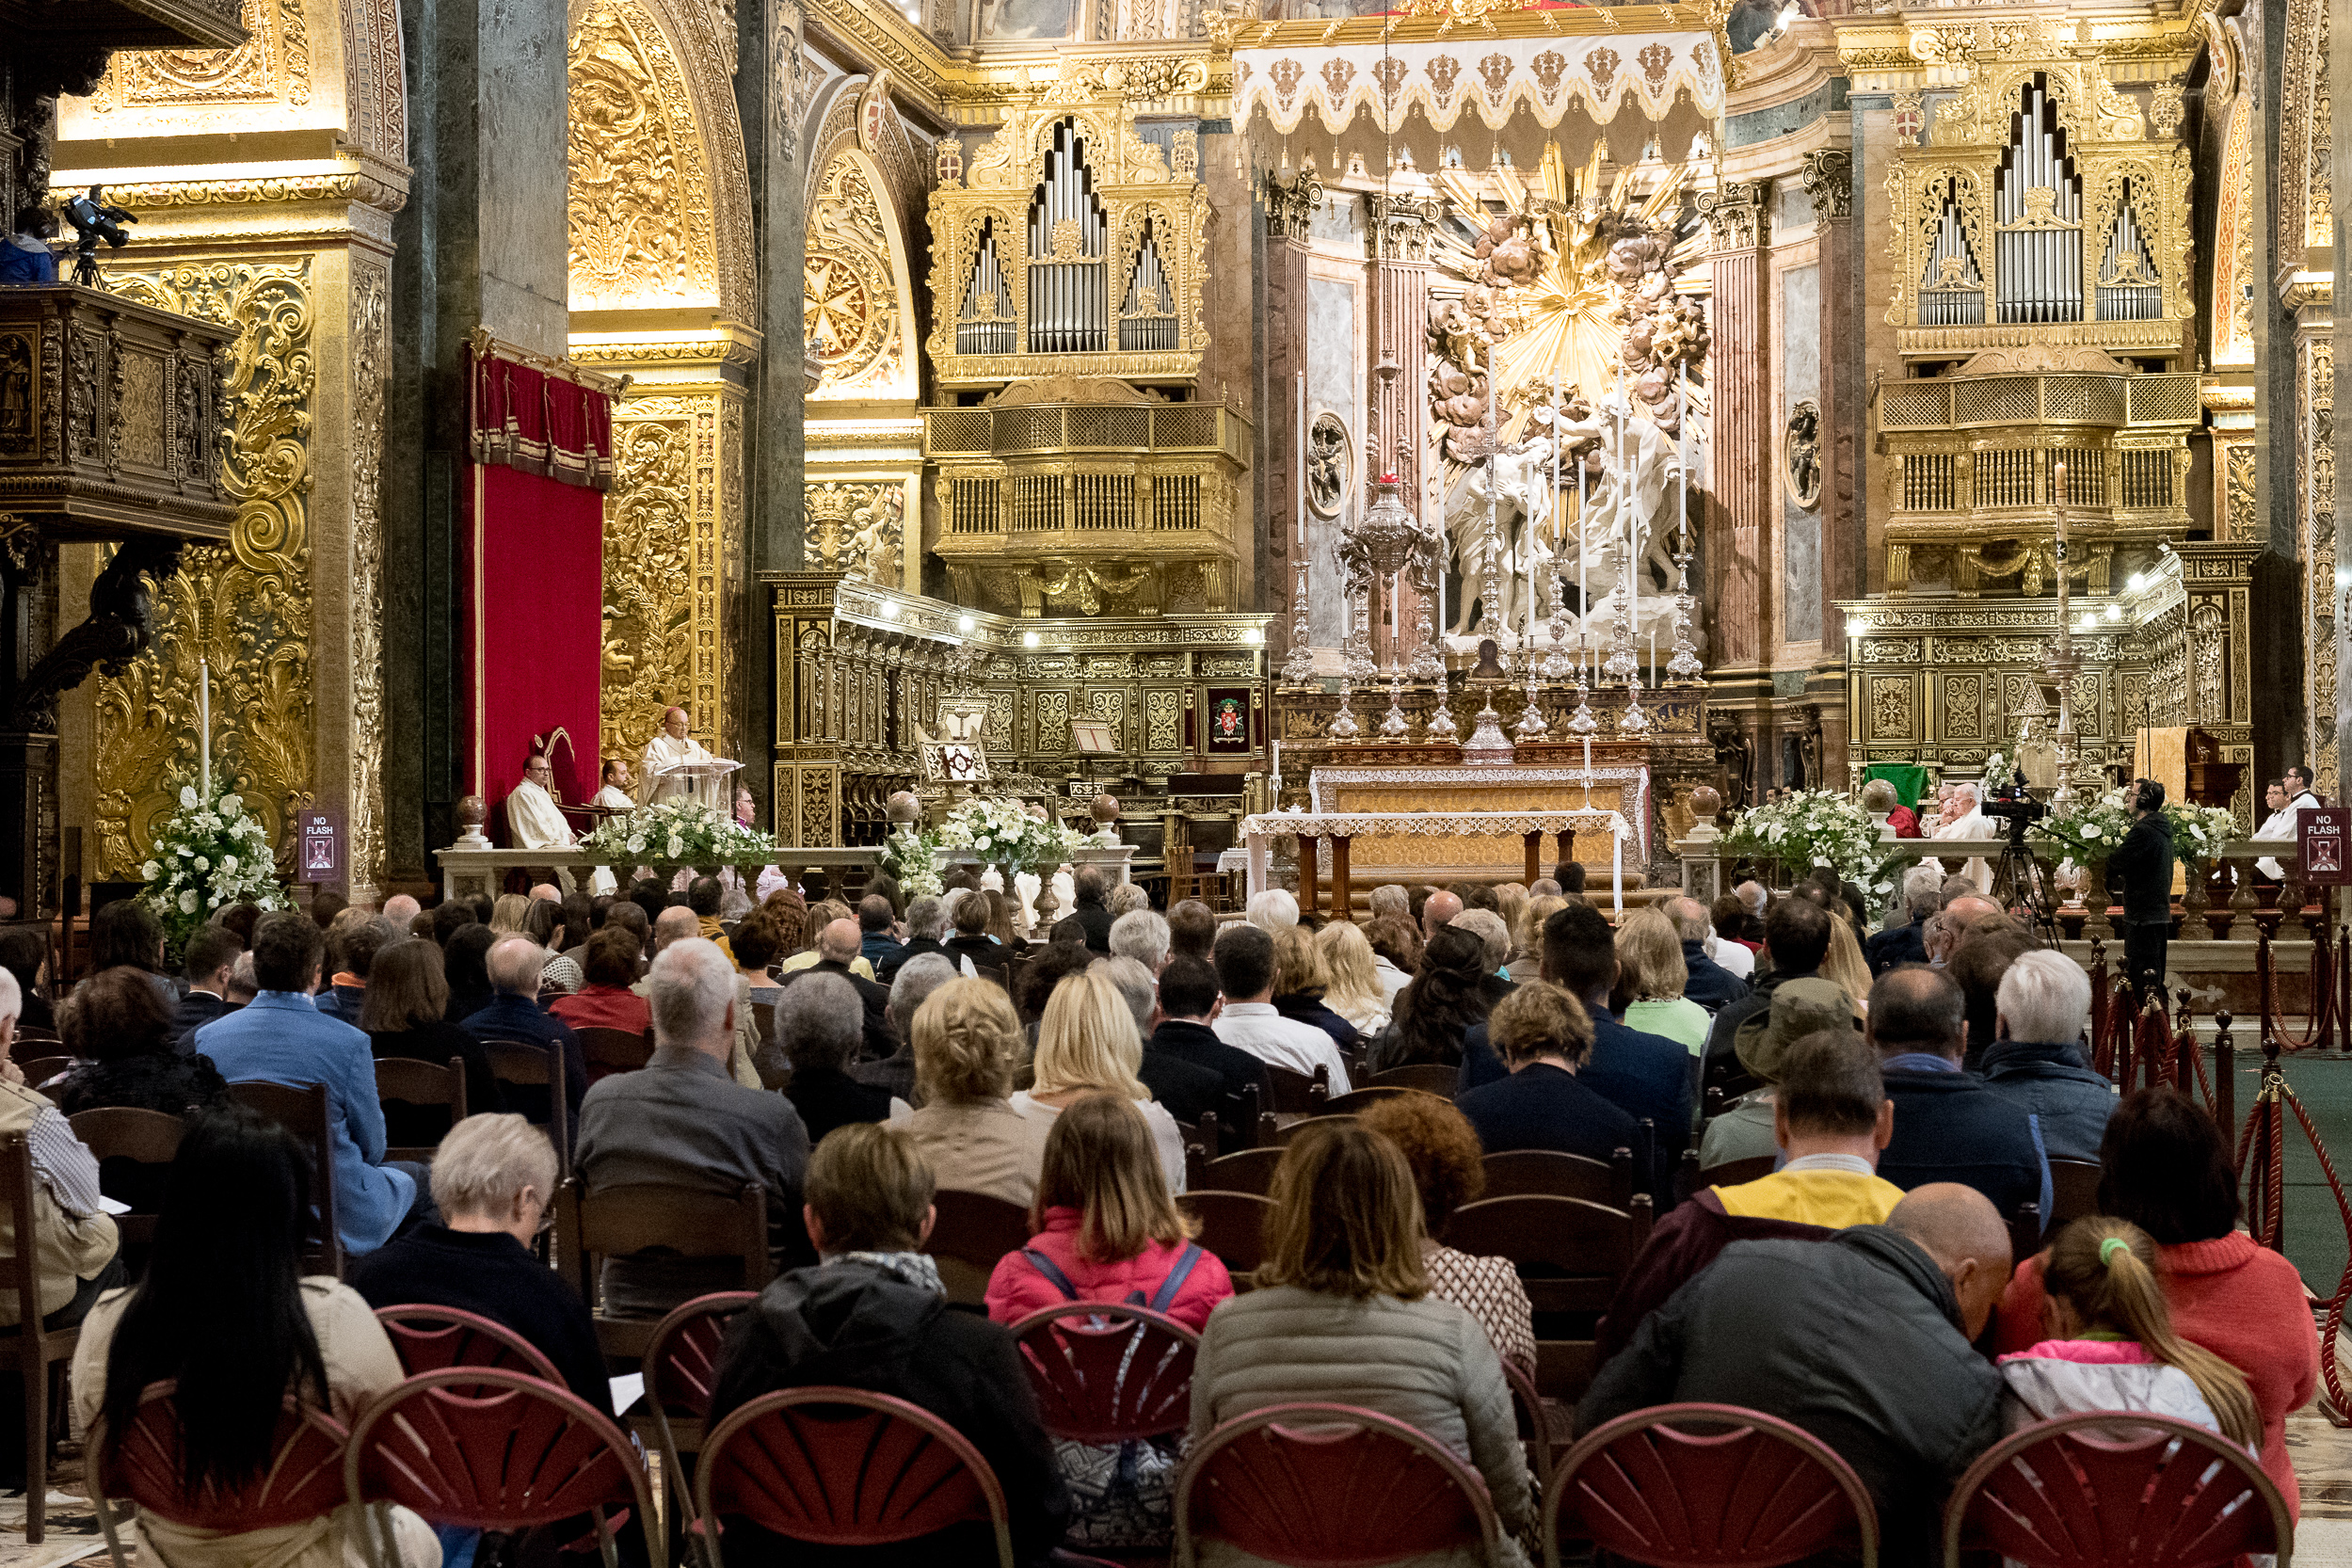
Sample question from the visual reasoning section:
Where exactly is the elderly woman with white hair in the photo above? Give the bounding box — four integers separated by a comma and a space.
1245, 888, 1300, 933
349, 1112, 611, 1412
1977, 949, 2118, 1162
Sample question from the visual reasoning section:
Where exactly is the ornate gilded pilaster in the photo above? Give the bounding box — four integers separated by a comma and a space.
344, 260, 389, 895
2301, 321, 2337, 796
1265, 168, 1319, 676
88, 257, 323, 878
1698, 180, 1768, 672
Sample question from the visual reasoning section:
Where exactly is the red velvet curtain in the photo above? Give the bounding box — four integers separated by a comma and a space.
463, 346, 612, 811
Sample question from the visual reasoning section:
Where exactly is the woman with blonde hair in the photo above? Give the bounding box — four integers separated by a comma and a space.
1187, 1120, 1534, 1568
1822, 915, 1874, 1009
897, 978, 1051, 1205
1494, 884, 1530, 963
488, 892, 531, 935
1315, 920, 1392, 1036
1998, 1214, 2261, 1452
985, 1094, 1236, 1548
1515, 894, 1566, 970
1012, 969, 1187, 1189
1611, 906, 1709, 1054
1269, 924, 1359, 1048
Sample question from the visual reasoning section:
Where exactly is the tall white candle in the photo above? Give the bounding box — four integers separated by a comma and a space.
199, 658, 212, 800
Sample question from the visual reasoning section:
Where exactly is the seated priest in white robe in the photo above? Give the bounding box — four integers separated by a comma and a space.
592, 758, 639, 812
506, 755, 616, 895
1932, 780, 1994, 894
639, 705, 729, 811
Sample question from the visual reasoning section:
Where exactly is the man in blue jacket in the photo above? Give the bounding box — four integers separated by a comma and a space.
197, 911, 427, 1256
1867, 965, 2050, 1224
1980, 949, 2117, 1163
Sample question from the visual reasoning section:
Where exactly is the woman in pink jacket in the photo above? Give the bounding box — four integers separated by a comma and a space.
985, 1092, 1234, 1548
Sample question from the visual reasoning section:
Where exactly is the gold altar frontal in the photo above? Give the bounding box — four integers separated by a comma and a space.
1272, 685, 1715, 885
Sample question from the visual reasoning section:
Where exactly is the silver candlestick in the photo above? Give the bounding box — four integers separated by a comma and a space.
1329, 677, 1362, 740
1426, 663, 1460, 741
1667, 548, 1704, 683
1512, 663, 1551, 741
1379, 673, 1412, 738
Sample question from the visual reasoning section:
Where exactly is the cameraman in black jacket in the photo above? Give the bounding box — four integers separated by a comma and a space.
2104, 778, 2175, 1000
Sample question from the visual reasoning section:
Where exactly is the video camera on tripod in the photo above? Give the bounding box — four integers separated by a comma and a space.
1981, 770, 2049, 846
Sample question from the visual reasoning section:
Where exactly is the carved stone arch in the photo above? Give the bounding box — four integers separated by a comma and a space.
806, 145, 920, 403
566, 0, 755, 319
2280, 0, 2331, 276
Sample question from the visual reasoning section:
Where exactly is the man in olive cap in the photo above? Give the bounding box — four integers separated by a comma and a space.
1697, 977, 1858, 1167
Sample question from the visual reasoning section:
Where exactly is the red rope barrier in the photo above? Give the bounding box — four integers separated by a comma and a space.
2260, 923, 2337, 1054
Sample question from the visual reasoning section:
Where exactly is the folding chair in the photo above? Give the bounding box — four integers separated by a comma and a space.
481, 1038, 569, 1168
0, 1132, 83, 1542
1175, 1190, 1272, 1280
696, 1386, 1017, 1566
374, 1303, 567, 1387
68, 1106, 184, 1258
1941, 1410, 2291, 1568
91, 1383, 348, 1568
1175, 1402, 1502, 1568
577, 1026, 653, 1078
344, 1366, 658, 1568
637, 1291, 759, 1559
1481, 1147, 1636, 1208
1544, 1401, 1880, 1568
1008, 1303, 1200, 1445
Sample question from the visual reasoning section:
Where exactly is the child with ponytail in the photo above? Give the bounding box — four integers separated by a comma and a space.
1997, 1214, 2262, 1453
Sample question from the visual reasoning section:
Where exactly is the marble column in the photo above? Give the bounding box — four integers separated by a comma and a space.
734, 0, 808, 820
381, 0, 572, 877
1803, 148, 1856, 787
1262, 169, 1319, 677
1698, 180, 1771, 676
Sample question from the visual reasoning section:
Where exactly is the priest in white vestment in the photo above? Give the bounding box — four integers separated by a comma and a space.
593, 758, 638, 812
2256, 775, 2322, 880
639, 706, 729, 811
1932, 780, 1994, 895
505, 755, 616, 895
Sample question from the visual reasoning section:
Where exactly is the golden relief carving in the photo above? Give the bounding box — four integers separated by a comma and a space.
600, 401, 700, 762
88, 0, 312, 111
568, 0, 721, 311
344, 0, 408, 158
2212, 101, 2253, 367
806, 152, 908, 396
94, 260, 317, 878
2224, 442, 2255, 542
2280, 0, 2329, 269
806, 482, 904, 586
2307, 336, 2338, 797
347, 260, 390, 891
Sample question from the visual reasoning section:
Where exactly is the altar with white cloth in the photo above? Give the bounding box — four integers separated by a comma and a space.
1305, 764, 1651, 881
1244, 808, 1634, 917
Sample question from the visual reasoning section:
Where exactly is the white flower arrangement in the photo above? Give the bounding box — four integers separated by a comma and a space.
1721, 789, 1903, 901
141, 780, 286, 961
877, 826, 945, 899
936, 796, 1086, 872
2164, 802, 2244, 866
579, 799, 775, 862
2039, 789, 2136, 862
1979, 752, 2012, 795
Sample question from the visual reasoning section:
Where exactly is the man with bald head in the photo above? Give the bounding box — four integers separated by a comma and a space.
1868, 965, 2049, 1221
632, 904, 764, 1085
1580, 1181, 2009, 1563
458, 934, 588, 1143
776, 916, 893, 1060
1420, 888, 1464, 939
380, 893, 421, 928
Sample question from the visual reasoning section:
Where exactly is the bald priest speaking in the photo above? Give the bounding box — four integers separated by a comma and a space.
639, 705, 735, 813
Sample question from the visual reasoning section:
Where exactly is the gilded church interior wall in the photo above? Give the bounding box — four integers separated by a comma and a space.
566, 0, 760, 776
45, 0, 406, 893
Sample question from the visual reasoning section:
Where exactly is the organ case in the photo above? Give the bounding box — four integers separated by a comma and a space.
927, 98, 1211, 391
1882, 56, 2193, 363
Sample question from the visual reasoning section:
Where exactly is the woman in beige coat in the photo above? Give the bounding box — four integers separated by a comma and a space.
895, 977, 1051, 1207
74, 1106, 439, 1568
1187, 1119, 1533, 1568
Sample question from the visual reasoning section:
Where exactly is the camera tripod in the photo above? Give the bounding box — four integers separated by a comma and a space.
1990, 821, 2062, 948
